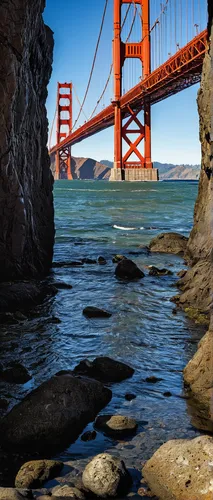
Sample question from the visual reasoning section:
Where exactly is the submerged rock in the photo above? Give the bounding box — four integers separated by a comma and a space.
0, 363, 32, 384
15, 460, 63, 489
115, 259, 144, 280
146, 376, 163, 384
149, 233, 188, 254
82, 258, 97, 264
142, 435, 213, 500
125, 393, 136, 401
73, 357, 134, 383
98, 256, 107, 265
81, 430, 97, 442
148, 266, 173, 276
95, 415, 137, 438
83, 307, 112, 318
82, 453, 132, 497
0, 374, 112, 453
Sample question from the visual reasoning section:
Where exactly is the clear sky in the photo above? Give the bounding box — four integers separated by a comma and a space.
43, 0, 207, 165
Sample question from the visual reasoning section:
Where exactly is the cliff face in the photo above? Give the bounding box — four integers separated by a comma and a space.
0, 0, 54, 280
178, 7, 213, 313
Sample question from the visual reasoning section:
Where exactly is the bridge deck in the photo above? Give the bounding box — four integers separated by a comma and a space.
50, 29, 208, 155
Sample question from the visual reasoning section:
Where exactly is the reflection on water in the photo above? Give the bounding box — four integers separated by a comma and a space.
0, 180, 206, 493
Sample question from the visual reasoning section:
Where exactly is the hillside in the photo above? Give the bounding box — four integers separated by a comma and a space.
50, 155, 200, 180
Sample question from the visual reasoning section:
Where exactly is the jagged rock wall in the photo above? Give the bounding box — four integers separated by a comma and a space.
179, 4, 213, 313
0, 0, 54, 280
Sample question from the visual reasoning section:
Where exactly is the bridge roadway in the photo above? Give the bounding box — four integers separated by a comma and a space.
50, 29, 208, 155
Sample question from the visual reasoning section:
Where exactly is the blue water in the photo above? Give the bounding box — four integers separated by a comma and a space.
0, 180, 205, 495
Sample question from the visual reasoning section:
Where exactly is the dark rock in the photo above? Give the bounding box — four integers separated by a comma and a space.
14, 312, 28, 321
115, 259, 145, 280
0, 363, 32, 384
0, 0, 54, 281
149, 233, 188, 254
98, 256, 107, 265
0, 313, 19, 325
82, 454, 132, 497
82, 258, 97, 264
146, 376, 163, 384
74, 357, 134, 383
112, 254, 127, 263
148, 266, 173, 276
125, 393, 136, 401
15, 460, 63, 489
172, 308, 178, 315
0, 374, 112, 453
95, 414, 137, 438
83, 307, 112, 318
0, 399, 9, 409
52, 282, 73, 290
49, 316, 62, 324
163, 392, 172, 397
0, 283, 54, 313
81, 430, 97, 442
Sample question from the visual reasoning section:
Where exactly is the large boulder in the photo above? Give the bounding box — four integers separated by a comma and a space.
115, 259, 144, 280
149, 233, 188, 254
95, 415, 137, 438
142, 435, 213, 500
183, 329, 213, 430
15, 460, 63, 489
82, 453, 132, 497
0, 374, 112, 453
73, 357, 134, 383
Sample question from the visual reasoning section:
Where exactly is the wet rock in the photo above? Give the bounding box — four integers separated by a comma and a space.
74, 357, 134, 383
83, 307, 112, 318
184, 329, 213, 422
143, 435, 213, 500
52, 261, 83, 267
177, 269, 187, 278
0, 490, 31, 500
163, 392, 172, 397
0, 399, 9, 409
176, 260, 211, 313
149, 233, 188, 254
52, 485, 85, 498
52, 282, 72, 290
148, 266, 173, 276
95, 415, 137, 438
81, 430, 97, 442
82, 258, 97, 264
0, 363, 32, 384
98, 256, 107, 265
0, 374, 112, 453
0, 283, 54, 313
146, 376, 163, 384
15, 460, 63, 489
82, 453, 132, 497
115, 259, 144, 280
184, 307, 209, 325
112, 254, 127, 263
125, 393, 136, 401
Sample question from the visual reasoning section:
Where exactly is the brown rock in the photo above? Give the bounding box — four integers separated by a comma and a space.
52, 485, 85, 498
82, 453, 132, 497
149, 233, 188, 254
0, 0, 54, 280
0, 490, 31, 500
95, 414, 137, 438
15, 460, 63, 489
143, 435, 213, 500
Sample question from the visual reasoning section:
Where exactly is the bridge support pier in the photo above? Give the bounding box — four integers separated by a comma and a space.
111, 0, 158, 181
55, 82, 73, 180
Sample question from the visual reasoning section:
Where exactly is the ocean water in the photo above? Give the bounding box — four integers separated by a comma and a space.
0, 180, 206, 494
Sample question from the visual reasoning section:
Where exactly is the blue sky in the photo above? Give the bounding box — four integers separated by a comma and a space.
43, 0, 207, 165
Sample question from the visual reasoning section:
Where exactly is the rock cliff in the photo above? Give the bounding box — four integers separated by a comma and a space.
178, 5, 213, 314
0, 0, 54, 280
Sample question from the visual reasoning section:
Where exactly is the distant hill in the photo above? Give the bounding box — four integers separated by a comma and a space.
50, 155, 200, 180
100, 160, 201, 180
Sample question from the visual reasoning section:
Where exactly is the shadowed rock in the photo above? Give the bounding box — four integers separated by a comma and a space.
83, 307, 112, 318
73, 357, 134, 383
115, 259, 144, 280
0, 374, 112, 453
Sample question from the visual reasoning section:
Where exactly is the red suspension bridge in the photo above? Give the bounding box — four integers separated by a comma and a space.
50, 0, 208, 181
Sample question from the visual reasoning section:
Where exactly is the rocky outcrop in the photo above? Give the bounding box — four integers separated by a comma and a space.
51, 155, 110, 180
183, 328, 213, 429
0, 0, 54, 280
143, 435, 213, 500
178, 6, 213, 314
0, 373, 112, 453
149, 233, 188, 254
82, 454, 132, 497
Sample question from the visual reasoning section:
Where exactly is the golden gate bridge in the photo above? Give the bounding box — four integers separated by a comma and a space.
50, 0, 208, 181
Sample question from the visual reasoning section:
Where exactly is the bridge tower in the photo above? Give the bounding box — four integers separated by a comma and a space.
110, 0, 158, 181
55, 82, 73, 180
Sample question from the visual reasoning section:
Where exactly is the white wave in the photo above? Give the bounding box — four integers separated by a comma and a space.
113, 225, 137, 231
